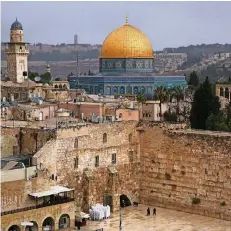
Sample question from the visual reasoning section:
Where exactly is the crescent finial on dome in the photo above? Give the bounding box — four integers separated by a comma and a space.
126, 13, 128, 25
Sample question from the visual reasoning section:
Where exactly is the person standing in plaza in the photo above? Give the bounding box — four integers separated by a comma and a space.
153, 207, 156, 216
147, 207, 150, 216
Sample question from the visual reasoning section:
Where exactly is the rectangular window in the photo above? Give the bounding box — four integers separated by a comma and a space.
112, 153, 116, 165
74, 157, 78, 169
95, 155, 99, 167
13, 146, 18, 156
129, 151, 133, 162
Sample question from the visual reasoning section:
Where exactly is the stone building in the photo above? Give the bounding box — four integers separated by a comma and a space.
216, 82, 231, 104
1, 127, 76, 231
32, 121, 140, 213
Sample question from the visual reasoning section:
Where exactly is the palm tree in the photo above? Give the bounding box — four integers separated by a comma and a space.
153, 86, 169, 121
171, 86, 185, 116
136, 92, 147, 104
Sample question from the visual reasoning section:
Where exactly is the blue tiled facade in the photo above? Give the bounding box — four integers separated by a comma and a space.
68, 74, 187, 98
99, 58, 154, 73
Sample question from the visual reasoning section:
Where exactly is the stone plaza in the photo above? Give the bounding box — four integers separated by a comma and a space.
82, 205, 231, 231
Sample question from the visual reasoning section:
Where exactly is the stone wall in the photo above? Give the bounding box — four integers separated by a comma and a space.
1, 173, 54, 212
1, 127, 56, 157
140, 127, 231, 221
33, 121, 140, 212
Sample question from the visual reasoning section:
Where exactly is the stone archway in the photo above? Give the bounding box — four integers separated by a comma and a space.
42, 217, 55, 231
8, 225, 21, 231
25, 221, 38, 231
59, 214, 70, 229
120, 194, 131, 207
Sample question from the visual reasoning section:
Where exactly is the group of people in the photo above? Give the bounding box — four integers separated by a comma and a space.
147, 207, 156, 216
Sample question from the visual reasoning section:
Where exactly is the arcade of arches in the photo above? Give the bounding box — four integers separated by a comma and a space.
216, 84, 231, 102
1, 202, 74, 231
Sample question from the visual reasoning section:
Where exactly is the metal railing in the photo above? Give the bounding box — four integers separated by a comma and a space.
1, 197, 74, 216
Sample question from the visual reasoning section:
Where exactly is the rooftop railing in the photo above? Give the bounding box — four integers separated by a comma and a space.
1, 197, 74, 216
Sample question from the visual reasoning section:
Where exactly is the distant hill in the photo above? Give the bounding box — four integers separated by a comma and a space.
164, 44, 231, 69
1, 43, 102, 61
2, 43, 231, 62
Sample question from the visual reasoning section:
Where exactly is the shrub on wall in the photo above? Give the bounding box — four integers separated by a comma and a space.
220, 201, 226, 206
192, 197, 201, 205
165, 173, 171, 180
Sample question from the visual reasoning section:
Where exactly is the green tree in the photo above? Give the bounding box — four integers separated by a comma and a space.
55, 77, 61, 81
171, 86, 185, 116
206, 112, 230, 132
153, 86, 169, 120
190, 77, 221, 129
28, 71, 39, 81
40, 72, 51, 84
188, 71, 199, 86
136, 92, 147, 104
225, 102, 231, 124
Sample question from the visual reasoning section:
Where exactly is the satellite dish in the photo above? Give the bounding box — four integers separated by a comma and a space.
34, 76, 41, 82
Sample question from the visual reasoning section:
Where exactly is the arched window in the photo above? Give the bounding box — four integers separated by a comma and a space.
225, 87, 229, 99
103, 133, 107, 143
59, 84, 62, 89
220, 87, 224, 97
59, 214, 70, 229
74, 138, 78, 148
129, 133, 132, 143
54, 85, 58, 88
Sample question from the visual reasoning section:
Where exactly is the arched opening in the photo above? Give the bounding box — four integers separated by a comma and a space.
59, 84, 62, 89
59, 214, 70, 229
120, 194, 131, 207
42, 217, 55, 231
8, 225, 21, 231
141, 86, 145, 93
220, 87, 224, 97
103, 133, 107, 143
128, 133, 132, 143
54, 85, 58, 88
120, 86, 125, 94
63, 84, 66, 89
225, 88, 229, 99
126, 86, 132, 94
25, 221, 38, 231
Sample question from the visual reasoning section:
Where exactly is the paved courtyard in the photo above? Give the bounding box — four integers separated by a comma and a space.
81, 204, 231, 231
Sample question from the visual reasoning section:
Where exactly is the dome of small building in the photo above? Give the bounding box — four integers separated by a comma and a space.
11, 18, 23, 30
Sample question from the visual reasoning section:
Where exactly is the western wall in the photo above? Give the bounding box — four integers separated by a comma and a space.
140, 124, 231, 221
1, 122, 231, 221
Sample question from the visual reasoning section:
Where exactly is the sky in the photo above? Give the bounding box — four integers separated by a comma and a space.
1, 1, 231, 50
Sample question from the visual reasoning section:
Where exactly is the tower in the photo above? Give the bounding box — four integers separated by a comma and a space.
74, 34, 78, 45
5, 18, 29, 83
46, 63, 51, 73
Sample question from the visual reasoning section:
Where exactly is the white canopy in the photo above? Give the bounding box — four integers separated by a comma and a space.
29, 186, 73, 198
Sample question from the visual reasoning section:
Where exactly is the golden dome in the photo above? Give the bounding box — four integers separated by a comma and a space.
100, 20, 154, 59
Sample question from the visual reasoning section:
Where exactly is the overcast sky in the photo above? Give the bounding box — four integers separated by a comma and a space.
1, 1, 231, 50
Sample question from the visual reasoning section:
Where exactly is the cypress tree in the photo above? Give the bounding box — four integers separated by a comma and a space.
190, 76, 220, 129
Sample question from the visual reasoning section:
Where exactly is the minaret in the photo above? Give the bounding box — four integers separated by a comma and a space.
5, 18, 29, 83
46, 63, 51, 73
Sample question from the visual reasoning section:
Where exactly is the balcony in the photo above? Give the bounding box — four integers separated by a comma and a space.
1, 197, 74, 216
